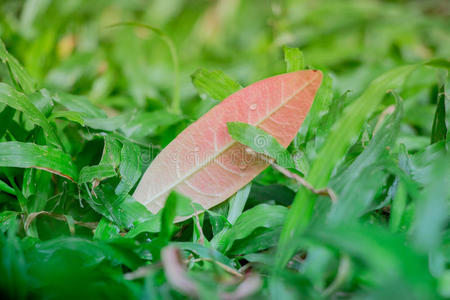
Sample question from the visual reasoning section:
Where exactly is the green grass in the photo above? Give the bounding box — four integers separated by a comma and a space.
0, 0, 449, 299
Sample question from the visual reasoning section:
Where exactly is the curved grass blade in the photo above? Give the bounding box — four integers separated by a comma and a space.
0, 83, 60, 147
0, 141, 78, 181
0, 39, 36, 94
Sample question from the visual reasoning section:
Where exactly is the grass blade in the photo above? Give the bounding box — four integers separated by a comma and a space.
0, 39, 36, 93
283, 46, 305, 72
276, 64, 417, 268
0, 141, 78, 181
430, 79, 447, 144
191, 68, 242, 101
0, 83, 60, 147
227, 122, 295, 168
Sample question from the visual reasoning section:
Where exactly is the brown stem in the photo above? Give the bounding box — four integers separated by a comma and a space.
246, 148, 337, 202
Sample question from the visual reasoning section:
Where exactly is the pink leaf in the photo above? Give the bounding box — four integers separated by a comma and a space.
134, 70, 322, 214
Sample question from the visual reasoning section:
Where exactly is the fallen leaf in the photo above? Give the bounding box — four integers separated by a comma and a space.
134, 70, 322, 214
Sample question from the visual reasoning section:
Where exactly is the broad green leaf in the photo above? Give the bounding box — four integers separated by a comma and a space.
277, 64, 417, 268
283, 46, 305, 72
0, 83, 60, 147
227, 122, 295, 168
0, 141, 78, 181
191, 67, 242, 101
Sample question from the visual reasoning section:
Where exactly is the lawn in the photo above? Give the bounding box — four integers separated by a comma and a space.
0, 0, 449, 299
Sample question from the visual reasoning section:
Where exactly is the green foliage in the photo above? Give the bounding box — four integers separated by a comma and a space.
191, 68, 242, 101
227, 122, 295, 168
283, 46, 305, 72
0, 0, 449, 299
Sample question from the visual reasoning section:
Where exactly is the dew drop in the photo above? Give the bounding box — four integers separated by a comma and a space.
194, 146, 200, 152
249, 103, 257, 110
